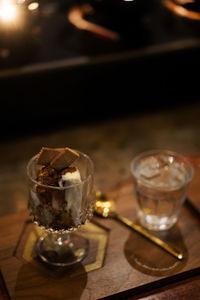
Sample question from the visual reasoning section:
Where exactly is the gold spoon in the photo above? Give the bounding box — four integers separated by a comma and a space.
95, 191, 183, 261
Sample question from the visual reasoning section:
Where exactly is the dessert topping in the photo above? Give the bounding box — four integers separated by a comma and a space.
37, 147, 79, 171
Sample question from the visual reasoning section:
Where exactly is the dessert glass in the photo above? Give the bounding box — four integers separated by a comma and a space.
26, 151, 94, 267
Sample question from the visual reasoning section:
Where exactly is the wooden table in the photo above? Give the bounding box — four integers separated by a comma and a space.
0, 155, 200, 299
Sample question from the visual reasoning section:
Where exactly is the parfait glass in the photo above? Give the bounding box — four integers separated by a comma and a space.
26, 151, 94, 267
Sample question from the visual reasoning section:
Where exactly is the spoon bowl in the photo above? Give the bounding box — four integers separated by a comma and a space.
95, 190, 116, 218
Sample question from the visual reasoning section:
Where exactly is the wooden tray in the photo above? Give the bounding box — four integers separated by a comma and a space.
0, 169, 200, 299
187, 154, 200, 214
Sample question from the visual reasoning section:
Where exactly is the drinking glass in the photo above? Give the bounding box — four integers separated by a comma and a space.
26, 150, 94, 267
131, 150, 194, 231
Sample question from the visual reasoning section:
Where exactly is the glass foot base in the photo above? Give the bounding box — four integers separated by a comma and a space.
35, 232, 89, 267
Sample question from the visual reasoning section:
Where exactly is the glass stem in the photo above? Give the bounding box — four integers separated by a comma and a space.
47, 232, 71, 252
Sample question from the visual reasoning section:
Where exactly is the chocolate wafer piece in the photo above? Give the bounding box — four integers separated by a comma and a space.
37, 147, 61, 165
50, 148, 79, 170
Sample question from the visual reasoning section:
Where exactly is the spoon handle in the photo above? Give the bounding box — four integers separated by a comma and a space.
115, 214, 183, 260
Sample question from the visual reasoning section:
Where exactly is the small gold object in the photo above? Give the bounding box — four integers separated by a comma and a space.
95, 191, 184, 261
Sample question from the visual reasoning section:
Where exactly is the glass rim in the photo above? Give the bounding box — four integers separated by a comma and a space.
130, 149, 194, 190
26, 150, 94, 190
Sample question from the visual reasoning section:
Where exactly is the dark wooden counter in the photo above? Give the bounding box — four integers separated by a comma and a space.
0, 154, 200, 299
1, 104, 200, 298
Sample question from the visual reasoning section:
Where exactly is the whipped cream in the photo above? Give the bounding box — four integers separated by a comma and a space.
58, 167, 82, 226
31, 190, 40, 208
59, 168, 82, 187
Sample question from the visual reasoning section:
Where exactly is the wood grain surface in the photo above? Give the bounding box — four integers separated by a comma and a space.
0, 173, 200, 300
187, 154, 200, 214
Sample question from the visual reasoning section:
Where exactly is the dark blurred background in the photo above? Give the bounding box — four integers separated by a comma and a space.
1, 0, 200, 217
0, 0, 200, 139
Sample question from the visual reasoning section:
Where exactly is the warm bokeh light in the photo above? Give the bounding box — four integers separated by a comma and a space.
68, 5, 120, 40
163, 0, 200, 20
0, 3, 18, 22
28, 2, 39, 11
